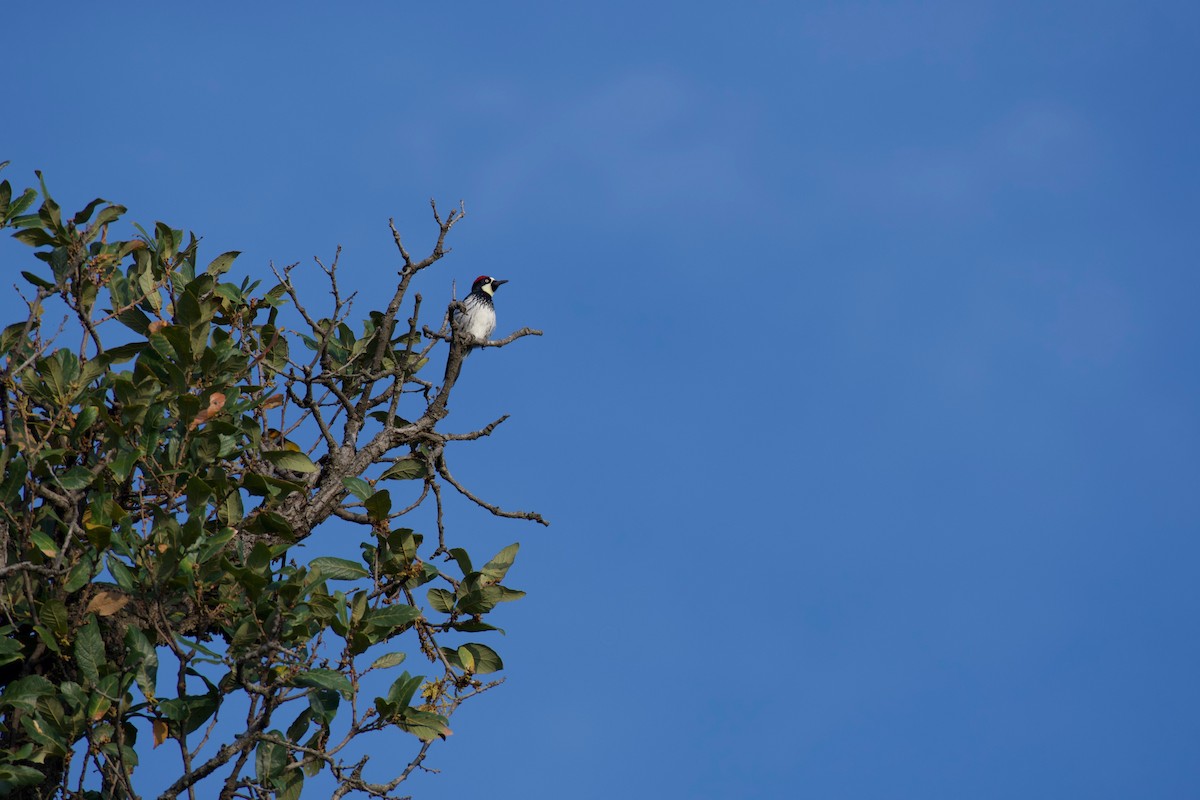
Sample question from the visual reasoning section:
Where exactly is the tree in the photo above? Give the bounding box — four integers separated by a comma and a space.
0, 162, 546, 799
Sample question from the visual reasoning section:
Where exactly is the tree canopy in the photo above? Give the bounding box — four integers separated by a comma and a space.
0, 162, 545, 799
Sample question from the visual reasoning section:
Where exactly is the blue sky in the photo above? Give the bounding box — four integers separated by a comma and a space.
4, 1, 1200, 797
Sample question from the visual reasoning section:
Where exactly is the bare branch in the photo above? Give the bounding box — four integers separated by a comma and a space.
443, 415, 510, 441
0, 562, 55, 579
388, 217, 413, 268
434, 448, 550, 526
474, 327, 544, 348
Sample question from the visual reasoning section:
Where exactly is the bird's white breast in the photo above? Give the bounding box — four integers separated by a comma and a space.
458, 294, 496, 341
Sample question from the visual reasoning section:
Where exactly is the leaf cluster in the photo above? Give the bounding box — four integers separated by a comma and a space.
0, 163, 543, 800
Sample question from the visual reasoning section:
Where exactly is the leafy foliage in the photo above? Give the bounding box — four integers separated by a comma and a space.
0, 161, 544, 799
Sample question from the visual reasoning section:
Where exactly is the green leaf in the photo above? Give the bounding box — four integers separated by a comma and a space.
242, 473, 303, 499
21, 697, 70, 756
361, 604, 419, 636
28, 530, 57, 558
92, 203, 126, 227
369, 652, 407, 670
185, 476, 213, 510
452, 620, 505, 634
86, 691, 113, 723
481, 542, 520, 582
0, 763, 45, 788
379, 458, 427, 481
384, 671, 423, 708
71, 405, 99, 440
341, 476, 373, 501
426, 588, 456, 614
453, 646, 474, 672
159, 691, 219, 735
310, 557, 368, 581
63, 558, 96, 593
390, 528, 420, 563
6, 188, 37, 221
124, 627, 158, 702
367, 411, 413, 427
213, 284, 245, 306
308, 687, 339, 724
218, 486, 244, 525
278, 766, 303, 800
173, 290, 202, 329
109, 451, 139, 483
198, 526, 236, 563
350, 591, 368, 627
55, 465, 94, 491
174, 635, 224, 662
71, 198, 107, 226
0, 675, 55, 712
107, 556, 136, 591
57, 681, 87, 712
262, 450, 318, 473
404, 562, 440, 589
458, 643, 503, 674
397, 708, 451, 742
364, 489, 391, 522
456, 586, 509, 615
35, 349, 81, 403
20, 270, 54, 289
255, 732, 287, 784
0, 453, 25, 505
291, 669, 353, 699
74, 618, 105, 685
0, 637, 23, 670
205, 250, 241, 276
154, 222, 178, 260
116, 307, 151, 335
12, 227, 54, 247
285, 709, 311, 743
35, 171, 59, 225
247, 510, 294, 542
448, 548, 472, 576
39, 599, 69, 641
494, 586, 526, 603
159, 324, 194, 366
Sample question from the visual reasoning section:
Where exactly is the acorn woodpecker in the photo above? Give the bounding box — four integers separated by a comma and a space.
454, 275, 508, 347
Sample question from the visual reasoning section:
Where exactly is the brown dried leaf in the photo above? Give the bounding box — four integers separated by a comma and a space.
190, 392, 227, 429
85, 591, 130, 617
153, 719, 169, 748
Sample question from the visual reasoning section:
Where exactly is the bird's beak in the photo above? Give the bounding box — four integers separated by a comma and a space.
491, 279, 509, 288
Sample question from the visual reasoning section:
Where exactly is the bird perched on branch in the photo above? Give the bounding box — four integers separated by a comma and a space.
454, 275, 508, 348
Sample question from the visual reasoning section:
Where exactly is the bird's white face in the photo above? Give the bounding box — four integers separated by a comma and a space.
475, 276, 507, 296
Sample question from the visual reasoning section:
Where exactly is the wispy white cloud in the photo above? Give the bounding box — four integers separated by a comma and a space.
923, 267, 1138, 409
1043, 273, 1135, 367
468, 70, 762, 222
798, 1, 994, 66
821, 102, 1101, 218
